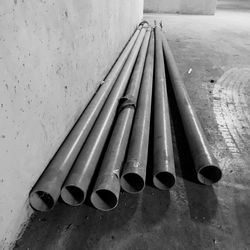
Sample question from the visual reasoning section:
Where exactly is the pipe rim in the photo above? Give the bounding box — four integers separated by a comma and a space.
91, 189, 118, 211
197, 165, 222, 185
153, 172, 176, 190
121, 173, 145, 193
60, 185, 85, 206
29, 191, 55, 212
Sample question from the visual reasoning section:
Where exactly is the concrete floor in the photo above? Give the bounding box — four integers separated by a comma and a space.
15, 9, 250, 250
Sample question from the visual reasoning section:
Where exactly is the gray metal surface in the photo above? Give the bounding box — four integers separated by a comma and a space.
121, 31, 155, 194
60, 25, 148, 206
153, 26, 176, 190
90, 28, 151, 211
28, 26, 142, 212
161, 30, 222, 185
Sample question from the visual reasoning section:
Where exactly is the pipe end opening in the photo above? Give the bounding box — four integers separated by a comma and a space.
29, 191, 54, 212
121, 173, 145, 193
198, 165, 222, 185
91, 189, 118, 211
61, 185, 85, 206
153, 172, 175, 190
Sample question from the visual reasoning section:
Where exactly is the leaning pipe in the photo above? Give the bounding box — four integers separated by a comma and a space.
120, 30, 154, 194
161, 30, 222, 185
60, 25, 148, 206
90, 28, 151, 211
153, 26, 176, 190
28, 25, 142, 212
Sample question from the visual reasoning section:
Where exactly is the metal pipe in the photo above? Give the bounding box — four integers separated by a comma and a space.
161, 30, 222, 185
120, 30, 154, 194
90, 28, 151, 211
60, 25, 148, 206
29, 25, 142, 212
153, 26, 176, 190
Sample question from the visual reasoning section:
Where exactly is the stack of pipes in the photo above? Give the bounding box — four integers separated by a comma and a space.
29, 21, 222, 213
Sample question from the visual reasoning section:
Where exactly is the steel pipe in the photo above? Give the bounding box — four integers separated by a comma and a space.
60, 25, 148, 206
90, 28, 151, 211
161, 30, 222, 185
28, 25, 142, 212
153, 26, 176, 190
120, 30, 154, 194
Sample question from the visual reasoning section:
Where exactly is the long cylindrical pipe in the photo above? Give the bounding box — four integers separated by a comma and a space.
60, 25, 148, 206
161, 30, 222, 185
28, 25, 142, 212
153, 26, 176, 190
90, 28, 151, 211
120, 30, 154, 194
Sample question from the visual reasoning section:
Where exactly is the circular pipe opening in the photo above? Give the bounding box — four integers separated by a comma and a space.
153, 172, 176, 190
29, 191, 54, 212
198, 165, 222, 185
91, 189, 118, 211
60, 185, 85, 206
121, 173, 145, 193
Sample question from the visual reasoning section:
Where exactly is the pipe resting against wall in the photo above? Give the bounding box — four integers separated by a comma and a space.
152, 26, 176, 190
29, 20, 222, 214
161, 29, 222, 185
60, 24, 148, 206
120, 28, 154, 194
29, 24, 143, 212
90, 27, 151, 211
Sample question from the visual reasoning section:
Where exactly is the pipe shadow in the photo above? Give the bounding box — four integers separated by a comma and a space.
165, 62, 218, 224
15, 190, 139, 250
141, 186, 171, 227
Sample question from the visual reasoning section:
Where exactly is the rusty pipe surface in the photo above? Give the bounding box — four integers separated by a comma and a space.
161, 30, 222, 185
120, 31, 154, 194
90, 28, 151, 211
153, 26, 176, 190
28, 26, 142, 212
60, 25, 148, 206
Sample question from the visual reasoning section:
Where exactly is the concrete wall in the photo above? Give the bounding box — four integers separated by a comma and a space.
217, 0, 250, 9
144, 0, 217, 14
0, 0, 143, 248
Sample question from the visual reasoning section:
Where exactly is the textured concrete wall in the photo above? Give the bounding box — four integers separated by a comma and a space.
0, 0, 143, 248
144, 0, 217, 14
217, 0, 250, 9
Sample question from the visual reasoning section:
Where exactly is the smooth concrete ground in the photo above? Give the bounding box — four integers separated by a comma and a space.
15, 9, 250, 250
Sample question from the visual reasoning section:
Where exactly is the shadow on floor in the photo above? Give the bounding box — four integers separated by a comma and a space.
15, 186, 172, 250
